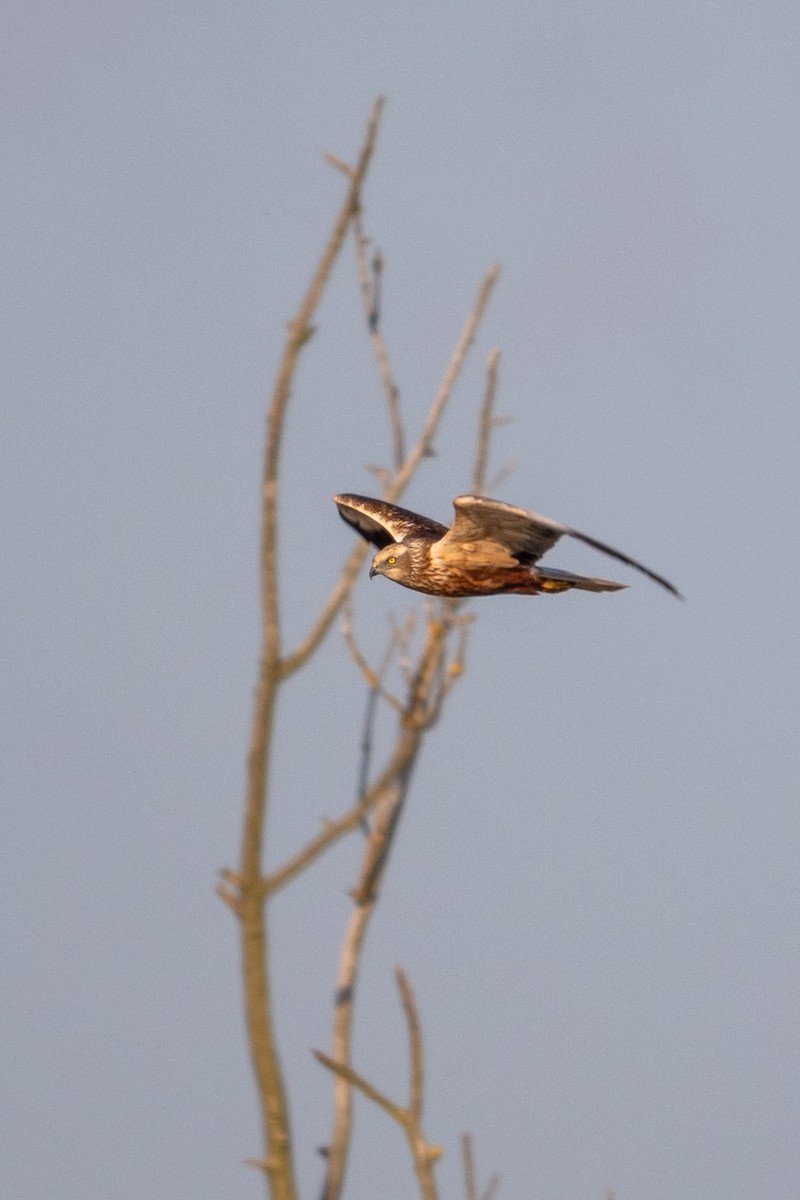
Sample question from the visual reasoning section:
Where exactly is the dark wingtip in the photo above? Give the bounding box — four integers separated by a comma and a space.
654, 576, 685, 602
566, 527, 683, 600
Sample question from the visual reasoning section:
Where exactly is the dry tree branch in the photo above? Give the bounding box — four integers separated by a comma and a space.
463, 1133, 478, 1200
341, 601, 405, 714
314, 1050, 405, 1122
395, 966, 424, 1124
487, 455, 518, 495
473, 348, 501, 495
462, 1134, 500, 1200
230, 98, 384, 1200
392, 265, 500, 495
353, 210, 404, 468
315, 968, 442, 1200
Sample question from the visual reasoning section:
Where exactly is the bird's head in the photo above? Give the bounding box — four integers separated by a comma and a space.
369, 543, 413, 584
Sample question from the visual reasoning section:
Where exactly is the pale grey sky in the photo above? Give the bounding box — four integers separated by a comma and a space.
3, 3, 799, 1198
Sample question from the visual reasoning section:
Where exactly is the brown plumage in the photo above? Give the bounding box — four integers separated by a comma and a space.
333, 493, 681, 599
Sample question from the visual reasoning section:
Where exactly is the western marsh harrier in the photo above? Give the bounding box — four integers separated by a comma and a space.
333, 493, 681, 599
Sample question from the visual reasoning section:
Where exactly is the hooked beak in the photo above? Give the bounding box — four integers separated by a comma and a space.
369, 564, 377, 579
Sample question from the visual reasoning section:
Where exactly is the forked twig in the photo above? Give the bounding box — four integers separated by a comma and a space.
316, 967, 442, 1200
462, 1133, 500, 1200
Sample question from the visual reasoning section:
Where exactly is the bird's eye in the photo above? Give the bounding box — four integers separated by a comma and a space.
387, 556, 396, 565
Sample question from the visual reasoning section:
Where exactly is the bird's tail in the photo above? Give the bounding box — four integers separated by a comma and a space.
536, 566, 627, 594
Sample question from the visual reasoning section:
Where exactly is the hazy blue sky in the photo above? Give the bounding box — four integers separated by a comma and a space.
4, 3, 799, 1198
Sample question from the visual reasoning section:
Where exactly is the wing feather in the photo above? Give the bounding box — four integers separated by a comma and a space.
444, 496, 566, 562
562, 526, 683, 597
333, 494, 448, 550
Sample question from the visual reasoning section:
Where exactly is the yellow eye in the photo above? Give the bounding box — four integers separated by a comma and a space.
387, 556, 396, 565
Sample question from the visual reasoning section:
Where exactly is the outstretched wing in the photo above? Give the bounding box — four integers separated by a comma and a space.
443, 495, 566, 563
333, 494, 448, 550
445, 495, 682, 597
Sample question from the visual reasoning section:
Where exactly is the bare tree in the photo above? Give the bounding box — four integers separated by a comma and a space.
219, 98, 501, 1200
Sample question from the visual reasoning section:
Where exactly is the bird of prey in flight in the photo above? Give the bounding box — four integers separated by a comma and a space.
333, 493, 681, 599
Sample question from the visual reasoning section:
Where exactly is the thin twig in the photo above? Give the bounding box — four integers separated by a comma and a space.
314, 1051, 404, 1122
391, 265, 501, 496
479, 1173, 501, 1200
352, 610, 408, 832
473, 348, 501, 495
342, 602, 405, 714
356, 686, 378, 835
487, 455, 518, 494
462, 1134, 499, 1200
395, 967, 424, 1123
353, 211, 404, 467
462, 1134, 477, 1200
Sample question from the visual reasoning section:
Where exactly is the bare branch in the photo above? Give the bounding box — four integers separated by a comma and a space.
473, 348, 501, 495
391, 265, 501, 496
216, 880, 243, 916
234, 98, 385, 1200
325, 900, 374, 1197
263, 97, 384, 667
278, 542, 370, 680
237, 107, 504, 1200
395, 967, 424, 1123
342, 602, 405, 714
324, 153, 356, 179
462, 1134, 499, 1200
462, 1134, 477, 1200
314, 1050, 405, 1123
440, 615, 473, 702
487, 455, 518, 494
353, 212, 405, 467
479, 1173, 501, 1200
